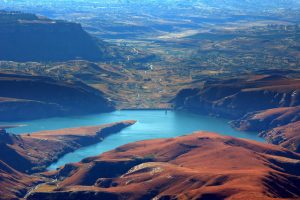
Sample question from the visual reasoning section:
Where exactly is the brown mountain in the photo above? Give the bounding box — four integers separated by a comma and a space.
0, 160, 42, 200
231, 106, 300, 132
231, 106, 300, 153
0, 121, 135, 173
173, 74, 300, 118
0, 121, 135, 199
26, 132, 300, 200
173, 74, 300, 153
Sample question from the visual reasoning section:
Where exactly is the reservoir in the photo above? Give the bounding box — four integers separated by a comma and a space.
0, 110, 264, 170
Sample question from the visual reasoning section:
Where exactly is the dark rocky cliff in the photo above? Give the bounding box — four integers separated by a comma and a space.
0, 11, 113, 62
0, 73, 114, 121
173, 74, 300, 153
173, 75, 300, 118
231, 106, 300, 153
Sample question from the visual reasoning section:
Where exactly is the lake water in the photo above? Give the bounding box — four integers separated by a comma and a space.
0, 110, 264, 170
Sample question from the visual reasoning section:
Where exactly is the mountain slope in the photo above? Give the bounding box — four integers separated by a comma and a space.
0, 121, 135, 173
0, 11, 118, 62
0, 73, 114, 121
173, 74, 300, 118
27, 132, 300, 200
173, 73, 300, 153
0, 160, 41, 200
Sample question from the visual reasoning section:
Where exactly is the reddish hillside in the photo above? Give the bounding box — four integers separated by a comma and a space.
174, 74, 300, 154
260, 121, 300, 153
0, 121, 135, 173
174, 74, 300, 118
231, 106, 300, 132
0, 160, 41, 200
27, 132, 300, 200
231, 106, 300, 153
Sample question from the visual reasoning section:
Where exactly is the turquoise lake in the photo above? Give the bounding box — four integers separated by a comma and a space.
0, 110, 264, 170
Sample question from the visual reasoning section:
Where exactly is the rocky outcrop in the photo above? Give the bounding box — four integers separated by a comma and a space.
0, 11, 116, 62
231, 106, 300, 132
0, 73, 114, 121
259, 121, 300, 153
231, 105, 300, 153
173, 74, 300, 118
173, 74, 300, 153
0, 121, 135, 173
27, 132, 300, 200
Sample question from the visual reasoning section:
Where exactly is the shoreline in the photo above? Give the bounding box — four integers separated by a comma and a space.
1, 121, 136, 173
